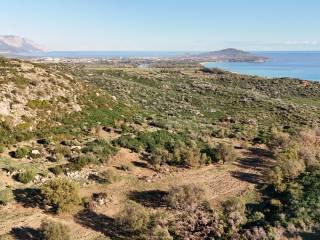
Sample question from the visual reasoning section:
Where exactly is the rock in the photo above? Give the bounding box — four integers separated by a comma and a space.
31, 149, 40, 155
72, 103, 82, 112
71, 145, 82, 150
111, 95, 117, 101
0, 101, 11, 116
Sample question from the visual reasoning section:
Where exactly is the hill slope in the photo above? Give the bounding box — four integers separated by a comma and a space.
0, 58, 319, 240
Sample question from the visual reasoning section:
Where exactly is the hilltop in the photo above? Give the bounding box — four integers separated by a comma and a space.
0, 35, 46, 55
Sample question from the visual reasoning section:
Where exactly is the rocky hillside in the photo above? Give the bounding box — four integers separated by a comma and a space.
0, 57, 133, 146
0, 57, 83, 126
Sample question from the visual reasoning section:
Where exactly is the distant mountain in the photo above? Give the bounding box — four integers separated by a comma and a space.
183, 48, 267, 62
0, 35, 46, 55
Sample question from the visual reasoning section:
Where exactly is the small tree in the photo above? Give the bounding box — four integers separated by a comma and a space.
41, 178, 81, 213
276, 146, 305, 180
215, 143, 237, 164
40, 220, 71, 240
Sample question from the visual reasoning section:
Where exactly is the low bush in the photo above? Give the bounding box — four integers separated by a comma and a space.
82, 139, 117, 161
14, 146, 30, 158
41, 178, 81, 213
0, 188, 13, 205
16, 170, 35, 184
40, 220, 71, 240
67, 154, 100, 171
52, 145, 72, 158
49, 165, 64, 176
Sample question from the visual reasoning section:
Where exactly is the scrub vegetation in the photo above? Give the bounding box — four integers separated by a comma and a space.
0, 56, 319, 239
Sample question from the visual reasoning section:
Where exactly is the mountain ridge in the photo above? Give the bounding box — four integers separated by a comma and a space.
0, 35, 46, 55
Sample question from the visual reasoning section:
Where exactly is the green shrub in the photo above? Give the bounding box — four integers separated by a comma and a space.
115, 131, 214, 168
0, 189, 13, 205
114, 136, 143, 152
27, 99, 51, 110
41, 178, 81, 213
0, 144, 5, 153
276, 146, 305, 180
82, 139, 117, 161
14, 147, 30, 158
40, 220, 70, 240
49, 165, 64, 176
117, 201, 150, 232
254, 129, 271, 144
67, 154, 100, 171
113, 130, 186, 154
16, 170, 35, 184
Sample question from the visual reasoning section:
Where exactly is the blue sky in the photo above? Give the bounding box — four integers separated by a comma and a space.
1, 0, 320, 51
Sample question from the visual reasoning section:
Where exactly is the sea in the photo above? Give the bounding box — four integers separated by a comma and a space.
204, 51, 320, 82
26, 51, 320, 82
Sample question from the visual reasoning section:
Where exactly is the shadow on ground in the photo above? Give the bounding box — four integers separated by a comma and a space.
75, 209, 129, 239
10, 227, 41, 240
13, 188, 45, 209
297, 230, 320, 240
132, 161, 151, 169
231, 147, 274, 185
128, 190, 168, 208
230, 170, 264, 184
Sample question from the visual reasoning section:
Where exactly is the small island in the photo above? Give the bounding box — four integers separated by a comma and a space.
179, 48, 268, 62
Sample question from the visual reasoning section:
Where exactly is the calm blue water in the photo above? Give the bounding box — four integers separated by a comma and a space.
204, 51, 320, 81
